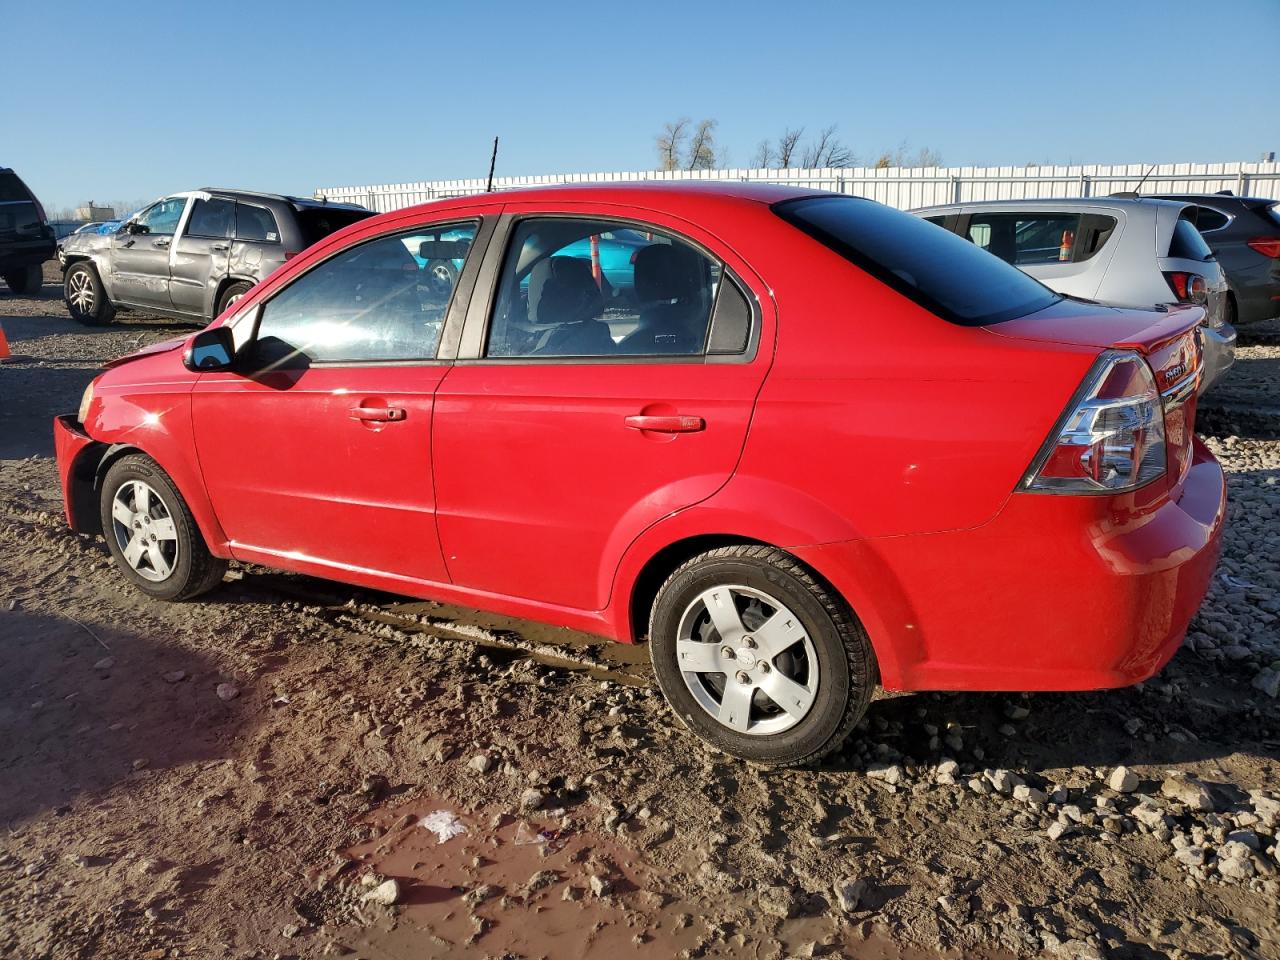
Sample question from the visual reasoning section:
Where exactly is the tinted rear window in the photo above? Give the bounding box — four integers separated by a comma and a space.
774, 196, 1061, 326
1168, 217, 1213, 261
0, 172, 34, 203
294, 207, 372, 249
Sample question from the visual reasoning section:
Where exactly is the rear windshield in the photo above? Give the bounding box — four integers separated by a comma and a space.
295, 207, 373, 249
0, 202, 41, 237
774, 196, 1061, 326
1168, 216, 1214, 261
0, 171, 34, 203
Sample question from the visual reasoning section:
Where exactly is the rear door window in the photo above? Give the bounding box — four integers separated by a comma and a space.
236, 203, 280, 243
965, 212, 1113, 266
776, 196, 1061, 326
485, 217, 727, 358
1168, 216, 1214, 261
249, 222, 479, 365
186, 198, 234, 239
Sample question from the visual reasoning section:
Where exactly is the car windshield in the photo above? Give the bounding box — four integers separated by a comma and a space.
774, 196, 1062, 326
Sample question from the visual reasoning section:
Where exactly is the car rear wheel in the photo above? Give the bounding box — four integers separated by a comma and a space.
98, 454, 227, 601
2, 264, 43, 295
64, 262, 116, 325
649, 544, 875, 767
216, 281, 253, 318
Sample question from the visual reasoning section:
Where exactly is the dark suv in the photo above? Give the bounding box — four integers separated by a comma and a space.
59, 189, 370, 325
1149, 192, 1280, 326
0, 167, 56, 294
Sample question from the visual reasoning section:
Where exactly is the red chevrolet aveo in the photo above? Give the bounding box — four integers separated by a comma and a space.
54, 184, 1225, 766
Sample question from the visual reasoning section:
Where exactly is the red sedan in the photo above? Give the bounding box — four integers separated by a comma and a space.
53, 183, 1225, 766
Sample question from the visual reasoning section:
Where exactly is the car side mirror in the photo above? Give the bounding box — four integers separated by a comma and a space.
184, 328, 236, 372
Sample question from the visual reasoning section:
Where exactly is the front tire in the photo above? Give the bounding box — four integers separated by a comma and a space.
99, 454, 227, 601
649, 545, 875, 767
2, 264, 43, 295
64, 262, 116, 325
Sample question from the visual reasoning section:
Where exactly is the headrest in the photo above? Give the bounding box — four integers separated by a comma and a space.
634, 243, 704, 303
419, 238, 470, 260
527, 256, 602, 326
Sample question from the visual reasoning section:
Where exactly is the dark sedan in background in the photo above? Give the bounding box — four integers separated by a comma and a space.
1151, 192, 1280, 326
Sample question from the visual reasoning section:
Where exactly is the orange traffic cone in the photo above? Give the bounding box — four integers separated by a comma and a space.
0, 323, 11, 362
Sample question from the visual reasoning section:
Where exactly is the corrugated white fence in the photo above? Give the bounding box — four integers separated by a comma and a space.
316, 160, 1280, 214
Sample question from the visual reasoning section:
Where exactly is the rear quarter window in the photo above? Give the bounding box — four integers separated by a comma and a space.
775, 196, 1061, 326
295, 207, 373, 249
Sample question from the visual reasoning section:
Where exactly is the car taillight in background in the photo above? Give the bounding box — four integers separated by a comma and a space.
1246, 237, 1280, 258
1020, 350, 1167, 494
1163, 271, 1207, 304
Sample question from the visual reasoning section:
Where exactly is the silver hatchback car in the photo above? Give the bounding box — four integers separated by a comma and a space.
912, 197, 1236, 391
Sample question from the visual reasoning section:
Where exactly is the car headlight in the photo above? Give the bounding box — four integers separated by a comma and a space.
78, 379, 95, 424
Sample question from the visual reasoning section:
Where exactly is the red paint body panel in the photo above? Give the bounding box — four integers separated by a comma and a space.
53, 182, 1227, 696
52, 415, 95, 530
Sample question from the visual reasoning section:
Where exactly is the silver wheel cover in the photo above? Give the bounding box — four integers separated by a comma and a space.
110, 480, 179, 582
675, 584, 819, 736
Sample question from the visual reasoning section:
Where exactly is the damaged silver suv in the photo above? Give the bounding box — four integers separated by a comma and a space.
59, 189, 370, 325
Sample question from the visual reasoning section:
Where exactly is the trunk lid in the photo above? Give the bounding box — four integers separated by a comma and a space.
990, 298, 1203, 494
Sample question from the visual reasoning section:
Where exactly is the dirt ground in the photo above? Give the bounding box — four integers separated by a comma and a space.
1, 265, 1278, 960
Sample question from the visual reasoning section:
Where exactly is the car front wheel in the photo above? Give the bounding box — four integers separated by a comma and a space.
649, 544, 876, 767
64, 263, 116, 325
98, 454, 227, 600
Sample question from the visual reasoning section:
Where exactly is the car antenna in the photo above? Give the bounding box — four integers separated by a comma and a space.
1112, 163, 1157, 199
485, 137, 500, 193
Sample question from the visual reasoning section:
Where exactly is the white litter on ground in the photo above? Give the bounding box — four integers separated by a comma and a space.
419, 810, 467, 843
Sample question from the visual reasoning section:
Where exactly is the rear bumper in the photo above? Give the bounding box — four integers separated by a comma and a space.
53, 414, 97, 531
794, 439, 1226, 692
1200, 323, 1236, 393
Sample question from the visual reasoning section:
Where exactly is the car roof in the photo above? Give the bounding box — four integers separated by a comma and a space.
910, 196, 1191, 218
1146, 193, 1276, 209
395, 180, 823, 216
200, 187, 368, 212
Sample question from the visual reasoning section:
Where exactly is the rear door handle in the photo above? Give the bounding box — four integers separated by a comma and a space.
624, 414, 705, 433
349, 406, 407, 422
211, 243, 228, 252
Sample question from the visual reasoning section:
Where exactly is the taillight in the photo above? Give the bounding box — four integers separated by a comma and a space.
1163, 271, 1207, 304
1020, 351, 1167, 494
1246, 237, 1280, 258
283, 250, 298, 261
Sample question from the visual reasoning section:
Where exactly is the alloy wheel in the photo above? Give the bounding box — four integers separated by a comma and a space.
68, 270, 94, 313
675, 584, 819, 736
110, 480, 179, 582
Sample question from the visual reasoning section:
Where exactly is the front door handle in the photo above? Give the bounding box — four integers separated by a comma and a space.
211, 243, 228, 252
624, 414, 705, 433
152, 238, 170, 249
349, 406, 407, 422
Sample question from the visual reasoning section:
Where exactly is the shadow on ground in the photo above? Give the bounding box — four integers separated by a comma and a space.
0, 608, 246, 826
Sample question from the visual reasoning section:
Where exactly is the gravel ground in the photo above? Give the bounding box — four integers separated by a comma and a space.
1, 270, 1278, 960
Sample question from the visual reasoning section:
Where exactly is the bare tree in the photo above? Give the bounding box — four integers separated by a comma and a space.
777, 128, 805, 168
914, 145, 944, 167
685, 119, 719, 170
656, 118, 690, 171
873, 141, 943, 169
752, 139, 775, 169
800, 125, 854, 168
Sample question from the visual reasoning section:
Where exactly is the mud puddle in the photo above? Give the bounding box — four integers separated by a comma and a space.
332, 795, 1000, 960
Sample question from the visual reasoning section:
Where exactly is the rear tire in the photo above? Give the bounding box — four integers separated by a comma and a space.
99, 454, 227, 601
216, 281, 253, 318
2, 264, 43, 295
649, 544, 875, 767
64, 262, 116, 325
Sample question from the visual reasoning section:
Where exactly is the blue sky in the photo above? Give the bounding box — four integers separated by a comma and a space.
6, 0, 1278, 212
